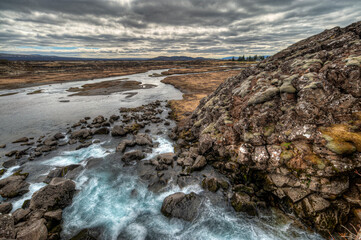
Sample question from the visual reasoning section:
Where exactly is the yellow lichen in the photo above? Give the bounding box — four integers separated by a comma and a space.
320, 124, 361, 154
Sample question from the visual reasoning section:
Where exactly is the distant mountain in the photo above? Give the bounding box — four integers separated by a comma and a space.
0, 53, 147, 61
149, 56, 210, 61
0, 53, 212, 61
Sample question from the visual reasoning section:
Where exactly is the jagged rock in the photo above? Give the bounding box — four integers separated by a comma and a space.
16, 218, 48, 240
231, 192, 257, 216
0, 202, 12, 214
71, 129, 92, 139
157, 153, 176, 165
0, 175, 29, 198
92, 115, 105, 124
76, 142, 93, 150
135, 133, 153, 146
161, 192, 202, 221
53, 132, 65, 140
191, 155, 207, 170
93, 127, 109, 135
116, 139, 135, 153
121, 150, 145, 163
175, 21, 361, 236
202, 177, 219, 192
44, 209, 62, 222
0, 214, 15, 239
30, 178, 76, 211
13, 208, 30, 224
111, 125, 127, 137
12, 137, 28, 143
43, 138, 57, 146
283, 188, 311, 203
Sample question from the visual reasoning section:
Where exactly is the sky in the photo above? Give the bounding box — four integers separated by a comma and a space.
0, 0, 360, 59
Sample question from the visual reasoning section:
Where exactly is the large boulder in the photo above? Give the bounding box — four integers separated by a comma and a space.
161, 192, 202, 221
30, 178, 76, 211
0, 174, 29, 198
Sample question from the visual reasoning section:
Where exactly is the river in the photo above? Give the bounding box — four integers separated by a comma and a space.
0, 69, 323, 240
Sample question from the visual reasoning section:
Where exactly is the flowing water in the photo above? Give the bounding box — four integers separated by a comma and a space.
0, 69, 323, 240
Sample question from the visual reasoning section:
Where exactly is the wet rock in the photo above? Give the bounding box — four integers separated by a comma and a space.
5, 150, 17, 157
116, 139, 135, 153
16, 218, 48, 240
111, 125, 127, 137
121, 150, 145, 164
44, 209, 62, 222
2, 158, 17, 168
231, 192, 257, 216
161, 192, 202, 221
71, 129, 92, 139
135, 133, 153, 146
30, 178, 76, 211
36, 145, 52, 153
93, 127, 109, 135
191, 155, 207, 171
0, 214, 15, 239
43, 138, 57, 146
283, 188, 311, 203
70, 229, 98, 240
53, 132, 65, 140
92, 115, 105, 124
202, 177, 220, 192
12, 137, 29, 143
0, 144, 6, 148
68, 139, 77, 145
0, 202, 12, 214
0, 175, 29, 198
12, 208, 30, 224
157, 152, 176, 165
109, 114, 120, 121
76, 142, 93, 150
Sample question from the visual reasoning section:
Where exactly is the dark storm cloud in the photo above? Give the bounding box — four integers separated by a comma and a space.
0, 0, 360, 57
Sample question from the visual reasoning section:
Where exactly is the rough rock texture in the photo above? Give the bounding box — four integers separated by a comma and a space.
161, 192, 202, 221
177, 21, 361, 236
30, 178, 76, 211
0, 174, 29, 198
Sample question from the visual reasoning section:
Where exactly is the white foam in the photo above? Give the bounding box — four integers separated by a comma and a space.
11, 182, 46, 212
145, 137, 174, 160
0, 166, 20, 180
43, 144, 113, 167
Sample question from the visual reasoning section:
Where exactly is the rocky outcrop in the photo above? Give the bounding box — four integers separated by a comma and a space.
176, 21, 361, 236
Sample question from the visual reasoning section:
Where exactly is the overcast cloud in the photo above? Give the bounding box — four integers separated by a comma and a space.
0, 0, 360, 58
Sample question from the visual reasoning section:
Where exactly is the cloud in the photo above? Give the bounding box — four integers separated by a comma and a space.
0, 0, 360, 58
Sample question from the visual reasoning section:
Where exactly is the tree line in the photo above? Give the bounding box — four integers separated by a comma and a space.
230, 55, 266, 61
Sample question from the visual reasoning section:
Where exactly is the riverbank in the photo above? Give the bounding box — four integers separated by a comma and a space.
0, 60, 241, 90
161, 69, 247, 123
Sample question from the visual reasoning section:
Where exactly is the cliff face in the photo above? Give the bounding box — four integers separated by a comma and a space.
177, 21, 361, 235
